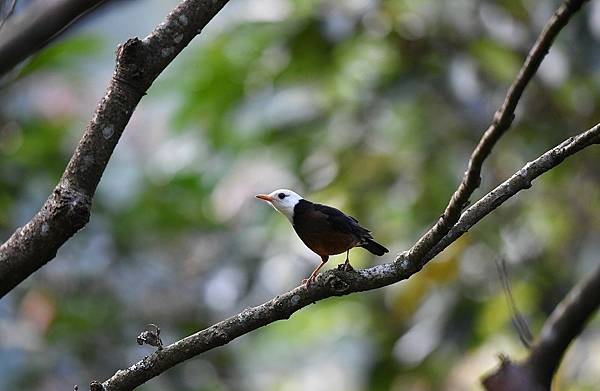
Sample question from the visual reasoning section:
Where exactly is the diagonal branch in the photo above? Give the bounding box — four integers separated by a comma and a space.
0, 0, 231, 297
98, 124, 600, 390
526, 257, 600, 387
0, 0, 110, 76
483, 256, 600, 390
0, 0, 18, 30
95, 2, 592, 388
421, 126, 600, 266
405, 0, 589, 264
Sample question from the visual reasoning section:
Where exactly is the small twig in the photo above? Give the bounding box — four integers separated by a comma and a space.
495, 256, 533, 348
423, 126, 600, 264
483, 257, 600, 390
405, 0, 589, 265
137, 324, 163, 350
99, 123, 600, 391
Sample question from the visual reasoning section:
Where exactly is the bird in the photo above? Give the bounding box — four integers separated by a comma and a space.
256, 189, 389, 285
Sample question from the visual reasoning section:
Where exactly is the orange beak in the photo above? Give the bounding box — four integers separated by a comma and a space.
255, 194, 273, 202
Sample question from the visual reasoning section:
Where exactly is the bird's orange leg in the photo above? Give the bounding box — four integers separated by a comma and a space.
339, 250, 354, 272
304, 256, 328, 286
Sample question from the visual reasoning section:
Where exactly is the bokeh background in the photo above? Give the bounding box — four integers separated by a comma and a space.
1, 0, 600, 390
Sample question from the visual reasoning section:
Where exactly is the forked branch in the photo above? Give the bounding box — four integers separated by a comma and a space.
0, 0, 591, 388
94, 0, 594, 389
483, 256, 600, 390
99, 124, 600, 390
406, 0, 589, 264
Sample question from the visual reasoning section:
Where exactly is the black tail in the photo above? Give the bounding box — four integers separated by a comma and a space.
361, 239, 389, 256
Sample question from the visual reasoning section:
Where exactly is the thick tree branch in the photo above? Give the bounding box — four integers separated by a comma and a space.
0, 0, 110, 76
0, 0, 231, 297
405, 0, 589, 263
483, 256, 600, 390
98, 124, 600, 390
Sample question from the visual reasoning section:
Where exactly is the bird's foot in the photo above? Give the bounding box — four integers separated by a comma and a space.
302, 275, 317, 287
338, 259, 355, 272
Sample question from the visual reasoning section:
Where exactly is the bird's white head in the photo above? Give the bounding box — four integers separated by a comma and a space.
255, 188, 303, 222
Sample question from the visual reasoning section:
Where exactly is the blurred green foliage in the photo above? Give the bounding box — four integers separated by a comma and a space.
1, 0, 600, 390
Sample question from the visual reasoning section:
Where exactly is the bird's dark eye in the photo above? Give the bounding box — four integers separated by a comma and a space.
278, 193, 286, 199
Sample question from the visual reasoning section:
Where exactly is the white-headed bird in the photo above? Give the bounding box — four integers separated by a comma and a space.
256, 189, 388, 285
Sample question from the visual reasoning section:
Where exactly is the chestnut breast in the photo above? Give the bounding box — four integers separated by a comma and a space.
292, 200, 361, 256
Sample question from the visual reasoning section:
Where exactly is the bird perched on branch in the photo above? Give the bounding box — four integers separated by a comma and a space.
256, 189, 389, 285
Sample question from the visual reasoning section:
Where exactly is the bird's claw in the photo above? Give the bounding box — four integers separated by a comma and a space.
302, 276, 317, 287
338, 259, 354, 272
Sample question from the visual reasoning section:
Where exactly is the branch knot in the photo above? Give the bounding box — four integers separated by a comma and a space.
89, 381, 104, 391
51, 185, 92, 231
325, 273, 350, 294
114, 38, 149, 97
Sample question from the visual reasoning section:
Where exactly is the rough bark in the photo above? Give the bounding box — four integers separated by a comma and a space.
0, 0, 593, 388
98, 124, 600, 390
90, 0, 595, 388
0, 0, 231, 297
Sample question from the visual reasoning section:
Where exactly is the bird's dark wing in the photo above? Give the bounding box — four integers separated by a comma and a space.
347, 214, 360, 224
312, 203, 371, 238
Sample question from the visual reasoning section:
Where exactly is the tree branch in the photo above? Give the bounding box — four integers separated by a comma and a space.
0, 0, 111, 76
421, 126, 600, 266
98, 124, 600, 390
483, 256, 600, 390
91, 1, 593, 388
0, 0, 18, 30
405, 0, 589, 264
0, 0, 231, 297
